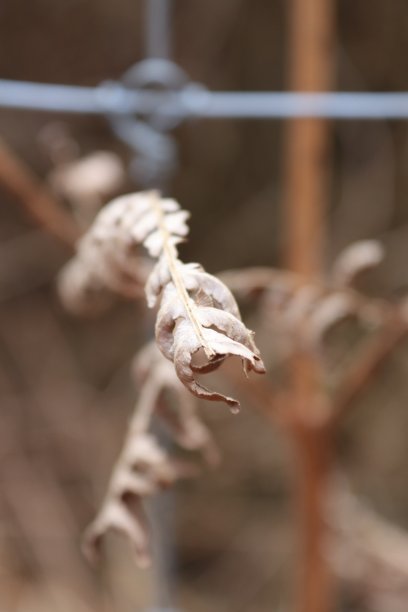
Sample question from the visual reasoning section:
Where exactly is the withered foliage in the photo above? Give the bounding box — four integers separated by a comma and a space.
50, 151, 125, 213
331, 240, 385, 289
140, 191, 264, 405
60, 188, 408, 594
61, 191, 263, 565
58, 194, 153, 314
222, 239, 388, 357
83, 342, 219, 567
60, 190, 265, 405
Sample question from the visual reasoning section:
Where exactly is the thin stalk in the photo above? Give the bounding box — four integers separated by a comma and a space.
0, 138, 80, 249
130, 373, 161, 435
150, 192, 215, 359
331, 313, 408, 428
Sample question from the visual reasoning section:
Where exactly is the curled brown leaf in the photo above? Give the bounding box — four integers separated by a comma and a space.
83, 432, 196, 568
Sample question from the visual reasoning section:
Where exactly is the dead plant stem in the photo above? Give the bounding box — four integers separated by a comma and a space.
0, 138, 80, 249
150, 191, 215, 359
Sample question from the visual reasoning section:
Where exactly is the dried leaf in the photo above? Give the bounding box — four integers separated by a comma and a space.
332, 240, 384, 288
84, 341, 220, 566
50, 151, 125, 204
155, 289, 264, 406
60, 189, 265, 400
306, 292, 359, 345
138, 192, 265, 405
132, 342, 220, 465
57, 195, 153, 312
83, 432, 195, 568
57, 258, 115, 316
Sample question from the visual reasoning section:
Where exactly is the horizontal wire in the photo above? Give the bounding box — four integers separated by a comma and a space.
180, 90, 408, 119
0, 79, 140, 114
0, 79, 408, 119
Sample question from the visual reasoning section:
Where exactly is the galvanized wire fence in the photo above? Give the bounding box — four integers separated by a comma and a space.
0, 0, 407, 187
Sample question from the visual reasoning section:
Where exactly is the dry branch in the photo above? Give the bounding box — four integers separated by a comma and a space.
332, 311, 408, 425
0, 138, 80, 248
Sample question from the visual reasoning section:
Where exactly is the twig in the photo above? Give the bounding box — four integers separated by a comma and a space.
151, 191, 216, 359
332, 312, 408, 427
0, 138, 81, 248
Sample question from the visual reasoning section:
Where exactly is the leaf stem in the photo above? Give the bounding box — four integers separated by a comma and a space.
150, 192, 216, 359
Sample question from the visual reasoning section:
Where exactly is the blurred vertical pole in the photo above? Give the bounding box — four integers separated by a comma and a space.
145, 0, 172, 59
144, 3, 178, 609
283, 1, 335, 612
284, 0, 334, 278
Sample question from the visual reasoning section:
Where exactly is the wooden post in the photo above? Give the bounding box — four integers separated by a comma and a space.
284, 0, 334, 279
283, 1, 335, 612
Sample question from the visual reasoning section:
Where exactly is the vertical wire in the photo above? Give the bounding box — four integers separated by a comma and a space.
142, 6, 179, 607
145, 0, 172, 59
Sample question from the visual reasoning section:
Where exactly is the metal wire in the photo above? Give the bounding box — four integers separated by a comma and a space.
145, 0, 172, 59
0, 79, 159, 115
180, 90, 408, 119
0, 79, 408, 119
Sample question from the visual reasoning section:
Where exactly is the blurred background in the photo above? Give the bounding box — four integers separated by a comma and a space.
0, 1, 408, 611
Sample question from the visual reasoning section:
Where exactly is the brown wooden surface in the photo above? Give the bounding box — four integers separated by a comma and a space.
283, 1, 336, 611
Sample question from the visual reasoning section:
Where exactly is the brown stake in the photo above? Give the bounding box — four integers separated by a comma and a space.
283, 1, 335, 611
284, 0, 334, 279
